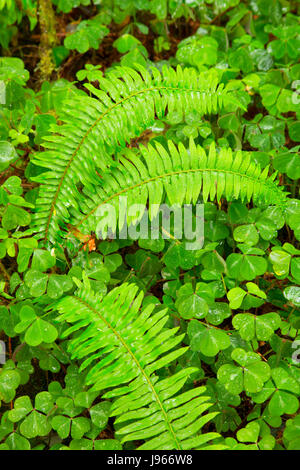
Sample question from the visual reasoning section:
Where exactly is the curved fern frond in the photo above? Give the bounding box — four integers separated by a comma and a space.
53, 281, 220, 450
31, 65, 242, 244
70, 140, 288, 236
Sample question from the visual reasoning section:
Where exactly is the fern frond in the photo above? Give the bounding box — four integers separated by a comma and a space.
70, 140, 288, 236
31, 65, 241, 244
54, 281, 220, 450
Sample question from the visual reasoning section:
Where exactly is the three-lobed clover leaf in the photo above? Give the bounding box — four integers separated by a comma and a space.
227, 250, 267, 281
236, 421, 275, 450
188, 319, 231, 357
217, 348, 271, 395
64, 20, 109, 54
227, 282, 266, 310
251, 367, 300, 417
51, 393, 92, 440
14, 305, 58, 346
8, 392, 54, 439
175, 282, 212, 319
24, 269, 73, 299
232, 312, 281, 341
51, 415, 91, 440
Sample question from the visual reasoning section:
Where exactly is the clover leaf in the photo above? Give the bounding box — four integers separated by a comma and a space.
51, 414, 91, 440
14, 305, 58, 346
31, 249, 56, 271
227, 282, 266, 310
251, 367, 300, 417
269, 249, 291, 277
227, 253, 267, 281
233, 224, 259, 246
232, 312, 281, 341
0, 141, 18, 172
175, 282, 211, 319
283, 415, 300, 450
217, 348, 271, 395
188, 320, 231, 357
64, 20, 109, 54
0, 364, 21, 403
8, 392, 53, 439
236, 421, 275, 450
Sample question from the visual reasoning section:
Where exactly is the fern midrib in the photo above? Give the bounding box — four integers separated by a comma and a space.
74, 166, 278, 229
74, 295, 183, 450
42, 84, 221, 241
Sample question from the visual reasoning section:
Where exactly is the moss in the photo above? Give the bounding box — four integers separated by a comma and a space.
38, 0, 57, 81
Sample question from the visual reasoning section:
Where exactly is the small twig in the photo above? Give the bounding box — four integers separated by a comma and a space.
0, 261, 10, 281
209, 7, 233, 25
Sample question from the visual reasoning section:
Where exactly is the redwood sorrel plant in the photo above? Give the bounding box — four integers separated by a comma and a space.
0, 0, 299, 451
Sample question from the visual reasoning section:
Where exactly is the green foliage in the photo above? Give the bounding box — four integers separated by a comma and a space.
53, 279, 221, 450
32, 64, 243, 244
68, 138, 288, 238
0, 0, 300, 453
64, 17, 109, 54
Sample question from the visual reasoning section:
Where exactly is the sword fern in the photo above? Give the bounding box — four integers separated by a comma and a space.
53, 279, 221, 450
31, 65, 243, 244
70, 139, 288, 236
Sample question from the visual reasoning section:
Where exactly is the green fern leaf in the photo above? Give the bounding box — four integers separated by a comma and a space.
31, 65, 242, 244
53, 280, 220, 450
70, 140, 288, 236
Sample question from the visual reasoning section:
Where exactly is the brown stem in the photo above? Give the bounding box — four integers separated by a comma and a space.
0, 261, 10, 281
